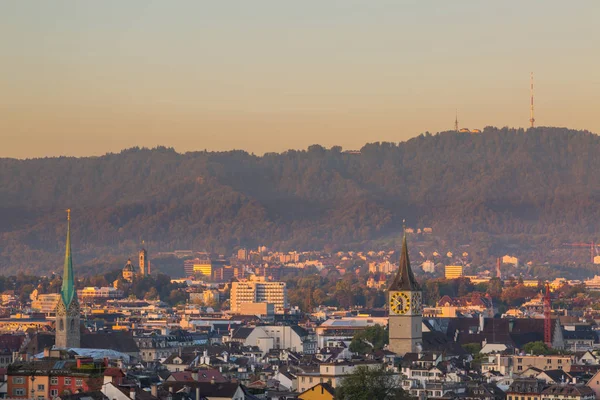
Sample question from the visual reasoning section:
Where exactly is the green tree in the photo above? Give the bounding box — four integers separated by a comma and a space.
350, 325, 389, 354
336, 366, 408, 400
523, 341, 554, 355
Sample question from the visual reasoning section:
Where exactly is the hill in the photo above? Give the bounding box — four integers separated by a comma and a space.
2, 126, 600, 275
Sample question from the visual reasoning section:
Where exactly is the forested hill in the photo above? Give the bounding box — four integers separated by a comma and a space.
2, 126, 600, 275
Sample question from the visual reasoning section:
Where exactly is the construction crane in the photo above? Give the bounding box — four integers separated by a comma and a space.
562, 242, 596, 263
544, 282, 552, 346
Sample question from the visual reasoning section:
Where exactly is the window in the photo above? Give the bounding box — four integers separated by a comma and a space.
558, 359, 562, 364
518, 358, 523, 363
12, 377, 25, 384
13, 388, 25, 396
76, 379, 83, 387
547, 359, 552, 364
50, 389, 58, 397
65, 378, 71, 385
37, 384, 45, 391
50, 377, 58, 385
518, 366, 523, 371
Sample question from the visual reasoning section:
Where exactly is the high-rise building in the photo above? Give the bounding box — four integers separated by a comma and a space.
230, 281, 288, 314
55, 210, 81, 349
388, 233, 422, 355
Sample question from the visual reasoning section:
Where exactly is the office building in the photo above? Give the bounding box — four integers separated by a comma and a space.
445, 265, 464, 279
230, 281, 288, 314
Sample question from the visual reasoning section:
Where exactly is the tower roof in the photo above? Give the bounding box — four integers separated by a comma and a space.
389, 233, 420, 291
60, 210, 76, 306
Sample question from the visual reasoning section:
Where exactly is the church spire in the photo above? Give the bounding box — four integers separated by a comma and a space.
389, 231, 420, 291
61, 209, 76, 307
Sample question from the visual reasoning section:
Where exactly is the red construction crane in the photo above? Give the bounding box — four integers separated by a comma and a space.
562, 242, 596, 263
544, 282, 552, 347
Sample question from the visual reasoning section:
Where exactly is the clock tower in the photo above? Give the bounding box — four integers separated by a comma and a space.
388, 233, 422, 355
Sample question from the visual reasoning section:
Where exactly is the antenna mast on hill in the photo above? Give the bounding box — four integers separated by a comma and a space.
454, 110, 459, 132
529, 72, 535, 128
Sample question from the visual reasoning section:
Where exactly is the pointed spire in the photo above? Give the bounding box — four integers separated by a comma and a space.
60, 209, 76, 306
389, 229, 420, 291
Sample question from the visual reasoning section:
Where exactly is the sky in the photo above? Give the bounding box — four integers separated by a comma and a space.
1, 1, 599, 158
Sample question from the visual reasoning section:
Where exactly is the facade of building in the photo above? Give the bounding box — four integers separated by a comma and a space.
7, 357, 106, 399
296, 362, 380, 392
78, 287, 124, 300
422, 260, 436, 273
55, 211, 81, 349
445, 265, 464, 279
230, 281, 288, 314
183, 258, 212, 277
388, 234, 422, 355
31, 293, 60, 314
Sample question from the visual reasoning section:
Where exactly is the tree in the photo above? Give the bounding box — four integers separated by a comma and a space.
336, 366, 408, 400
350, 325, 389, 354
523, 341, 554, 355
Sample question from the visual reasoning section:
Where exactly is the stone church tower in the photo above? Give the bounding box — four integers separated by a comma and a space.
388, 233, 422, 355
139, 247, 147, 276
55, 210, 81, 349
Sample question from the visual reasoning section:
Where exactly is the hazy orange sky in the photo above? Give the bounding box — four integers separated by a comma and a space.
1, 1, 599, 158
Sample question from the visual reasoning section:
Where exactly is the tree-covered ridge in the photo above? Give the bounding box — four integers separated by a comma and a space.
1, 126, 600, 275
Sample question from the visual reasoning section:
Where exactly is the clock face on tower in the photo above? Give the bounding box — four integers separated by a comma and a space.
389, 292, 411, 315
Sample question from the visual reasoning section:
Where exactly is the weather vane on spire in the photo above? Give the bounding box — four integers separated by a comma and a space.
403, 218, 406, 232
66, 209, 71, 221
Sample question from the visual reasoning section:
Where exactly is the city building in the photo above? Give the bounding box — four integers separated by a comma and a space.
31, 293, 60, 314
541, 384, 594, 400
506, 379, 546, 400
422, 260, 435, 273
388, 233, 422, 355
296, 361, 380, 392
230, 281, 288, 314
423, 294, 494, 318
445, 265, 464, 279
502, 255, 519, 266
184, 258, 212, 278
7, 357, 109, 399
77, 287, 124, 301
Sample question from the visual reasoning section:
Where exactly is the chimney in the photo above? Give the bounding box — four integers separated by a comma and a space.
129, 388, 136, 400
150, 384, 158, 397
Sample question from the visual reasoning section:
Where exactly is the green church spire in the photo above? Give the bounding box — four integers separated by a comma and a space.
60, 209, 76, 306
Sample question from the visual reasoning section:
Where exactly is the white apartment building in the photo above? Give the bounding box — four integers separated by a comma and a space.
230, 281, 288, 314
